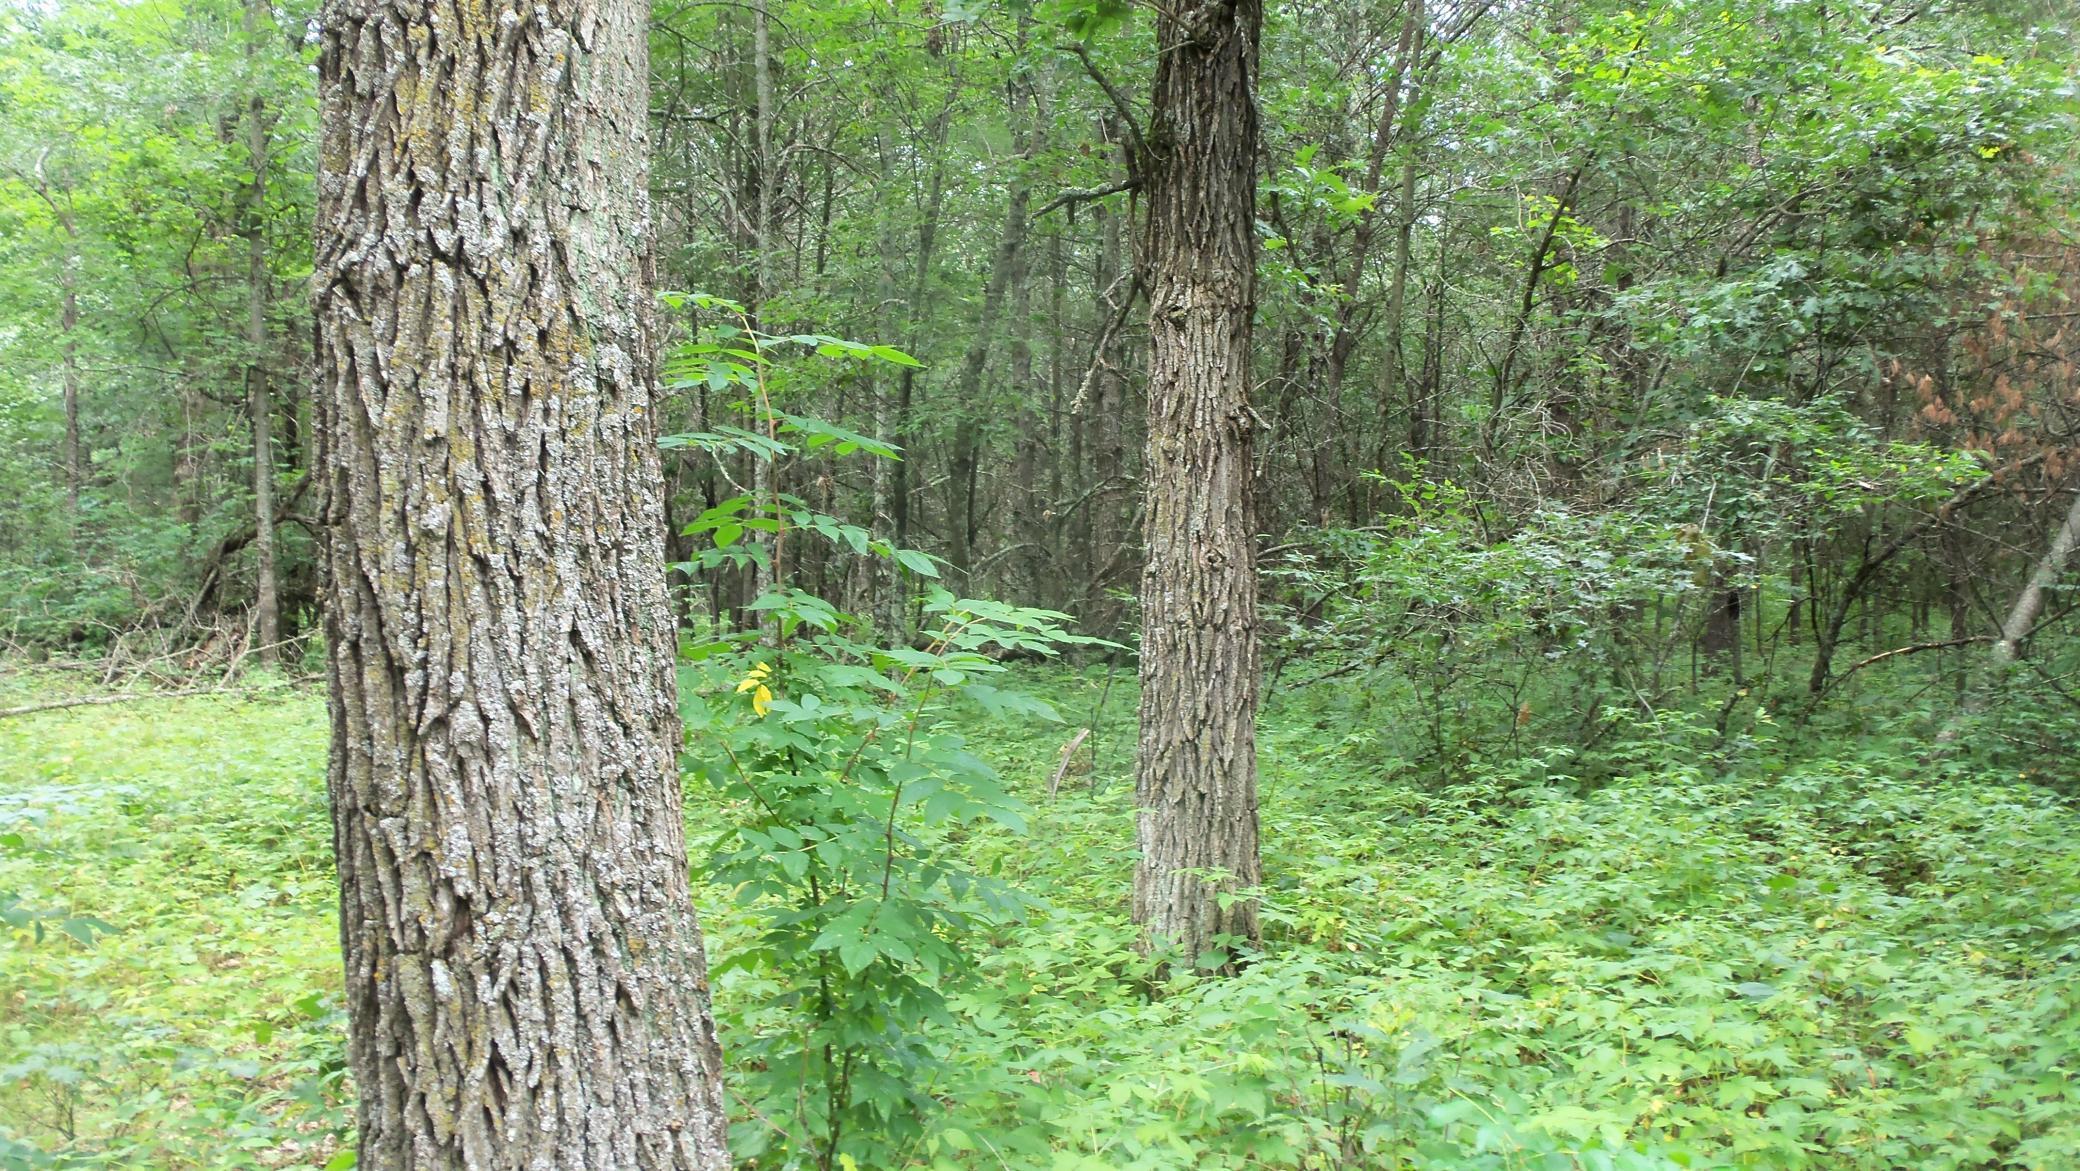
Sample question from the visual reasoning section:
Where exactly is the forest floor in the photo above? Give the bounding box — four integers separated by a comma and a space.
2, 663, 2077, 1170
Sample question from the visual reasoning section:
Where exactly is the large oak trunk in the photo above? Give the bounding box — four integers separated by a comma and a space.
313, 0, 729, 1165
1133, 0, 1266, 968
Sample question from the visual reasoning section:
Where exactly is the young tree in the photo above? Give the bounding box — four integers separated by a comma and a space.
1132, 0, 1266, 968
312, 0, 729, 1164
240, 0, 278, 661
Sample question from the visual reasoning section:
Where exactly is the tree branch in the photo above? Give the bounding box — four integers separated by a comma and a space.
1034, 177, 1141, 220
1059, 42, 1146, 164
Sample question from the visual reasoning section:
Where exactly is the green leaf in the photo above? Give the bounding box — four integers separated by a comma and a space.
894, 548, 940, 578
58, 916, 117, 946
837, 937, 878, 977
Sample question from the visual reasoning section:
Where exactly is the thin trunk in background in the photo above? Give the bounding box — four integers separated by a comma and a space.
243, 0, 279, 661
946, 37, 1042, 584
30, 153, 85, 516
749, 0, 778, 612
1992, 488, 2080, 663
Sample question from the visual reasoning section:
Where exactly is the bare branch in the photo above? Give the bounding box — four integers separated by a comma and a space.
1059, 41, 1146, 163
1034, 177, 1141, 219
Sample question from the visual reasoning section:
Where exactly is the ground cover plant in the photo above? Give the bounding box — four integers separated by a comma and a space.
4, 0, 2080, 1165
4, 662, 2076, 1169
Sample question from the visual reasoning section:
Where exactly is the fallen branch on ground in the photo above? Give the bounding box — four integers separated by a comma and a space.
0, 681, 304, 720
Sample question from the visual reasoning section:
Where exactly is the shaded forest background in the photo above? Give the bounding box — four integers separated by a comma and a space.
3, 0, 2079, 757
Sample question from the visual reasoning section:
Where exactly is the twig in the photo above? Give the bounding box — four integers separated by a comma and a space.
1085, 653, 1121, 796
1068, 274, 1144, 416
1048, 727, 1091, 800
1829, 637, 1993, 689
0, 684, 282, 720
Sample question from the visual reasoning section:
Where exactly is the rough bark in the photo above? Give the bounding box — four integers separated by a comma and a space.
243, 0, 279, 661
313, 0, 729, 1165
1133, 0, 1266, 969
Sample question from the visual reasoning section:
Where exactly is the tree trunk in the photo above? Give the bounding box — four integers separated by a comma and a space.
888, 96, 956, 568
313, 0, 729, 1165
945, 49, 1041, 584
243, 0, 279, 662
1372, 147, 1420, 492
944, 184, 1030, 581
748, 0, 778, 617
1084, 200, 1129, 633
1133, 0, 1266, 970
1937, 487, 2080, 743
1321, 0, 1421, 417
40, 162, 84, 517
869, 135, 904, 637
1992, 488, 2080, 663
1008, 218, 1042, 603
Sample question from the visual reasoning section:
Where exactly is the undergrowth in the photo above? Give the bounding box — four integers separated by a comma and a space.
1, 664, 2076, 1169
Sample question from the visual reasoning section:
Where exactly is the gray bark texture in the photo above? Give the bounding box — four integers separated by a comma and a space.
313, 0, 730, 1166
1132, 0, 1266, 968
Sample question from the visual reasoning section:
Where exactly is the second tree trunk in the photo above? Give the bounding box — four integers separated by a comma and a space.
1133, 0, 1266, 969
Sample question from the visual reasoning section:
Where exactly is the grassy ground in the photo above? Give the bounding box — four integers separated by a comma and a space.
2, 664, 2078, 1169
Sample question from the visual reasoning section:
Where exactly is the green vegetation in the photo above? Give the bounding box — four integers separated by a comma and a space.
5, 666, 2077, 1168
5, 0, 2080, 1165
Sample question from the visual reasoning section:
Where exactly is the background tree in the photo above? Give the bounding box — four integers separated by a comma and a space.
1128, 0, 1268, 969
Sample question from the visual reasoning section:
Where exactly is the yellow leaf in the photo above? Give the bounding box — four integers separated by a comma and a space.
752, 684, 773, 717
735, 661, 772, 694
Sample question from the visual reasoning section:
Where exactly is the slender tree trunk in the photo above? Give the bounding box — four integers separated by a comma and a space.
1321, 0, 1421, 406
175, 375, 206, 526
1486, 159, 1589, 452
1133, 0, 1266, 970
313, 0, 729, 1164
889, 97, 956, 563
60, 250, 82, 515
1938, 488, 2080, 742
1085, 200, 1128, 629
1043, 225, 1067, 609
869, 136, 904, 636
1411, 233, 1447, 471
1008, 221, 1042, 602
945, 185, 1030, 580
946, 48, 1041, 584
1373, 147, 1420, 501
243, 0, 279, 661
1994, 489, 2080, 661
42, 169, 84, 516
748, 0, 778, 614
